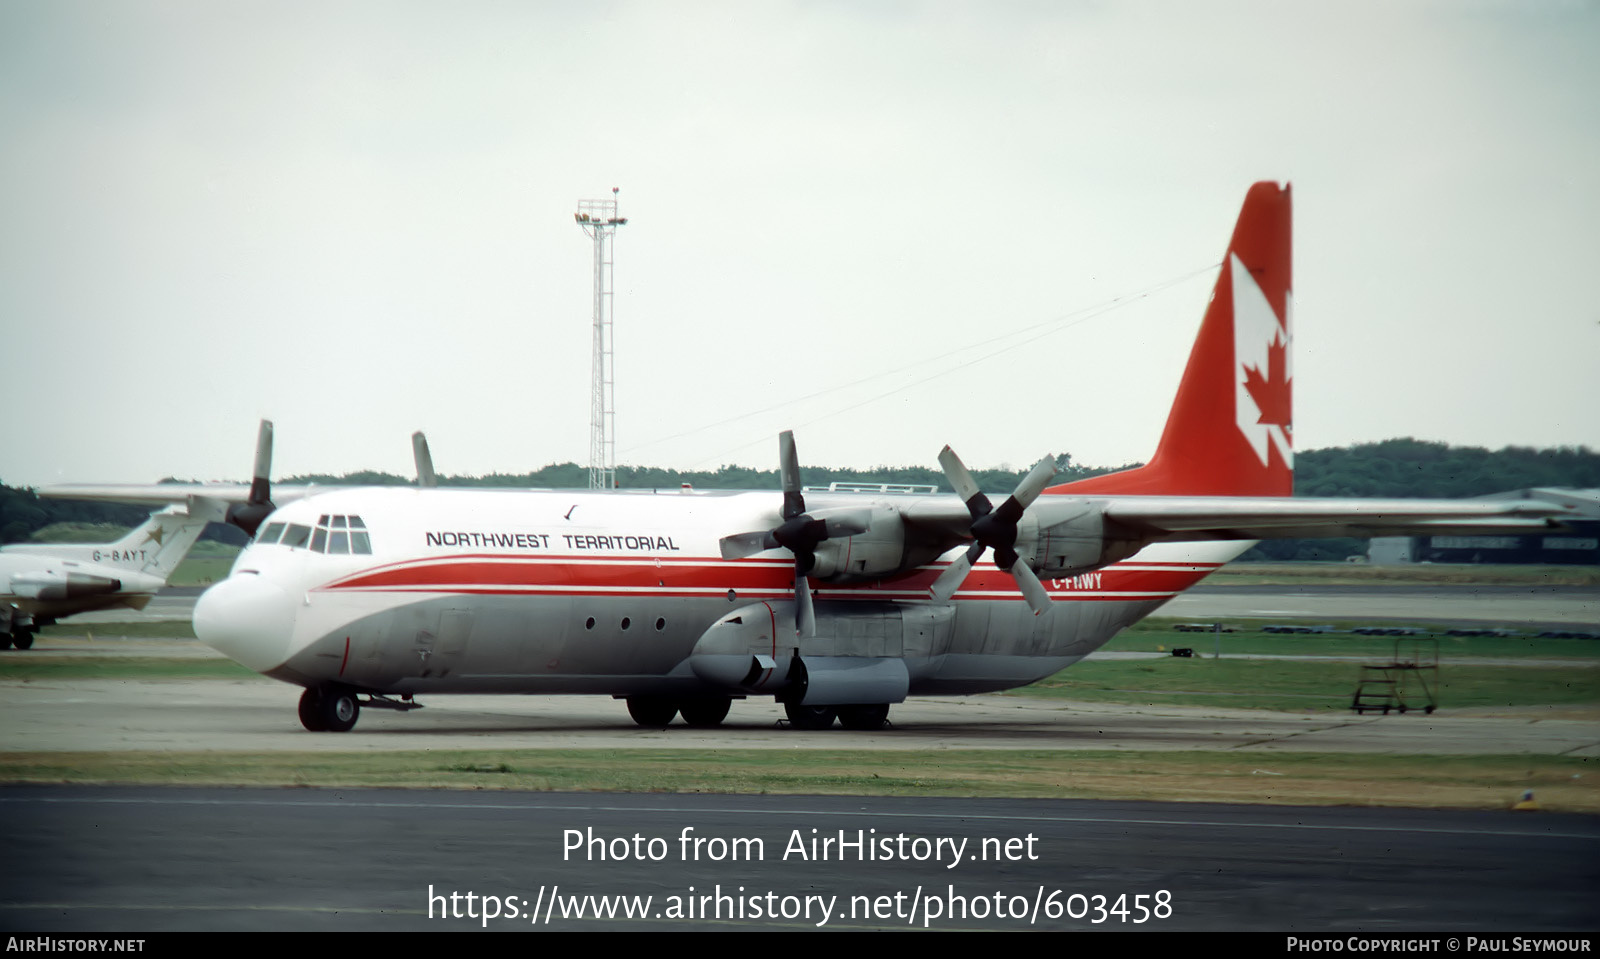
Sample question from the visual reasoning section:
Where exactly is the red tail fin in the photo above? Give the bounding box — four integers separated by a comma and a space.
1050, 181, 1293, 497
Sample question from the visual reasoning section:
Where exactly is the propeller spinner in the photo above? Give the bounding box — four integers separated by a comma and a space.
928, 447, 1058, 615
718, 431, 869, 637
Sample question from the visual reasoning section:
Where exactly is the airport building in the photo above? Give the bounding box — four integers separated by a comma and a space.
1369, 488, 1600, 565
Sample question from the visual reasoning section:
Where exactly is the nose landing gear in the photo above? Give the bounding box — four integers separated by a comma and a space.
298, 685, 360, 732
297, 685, 425, 732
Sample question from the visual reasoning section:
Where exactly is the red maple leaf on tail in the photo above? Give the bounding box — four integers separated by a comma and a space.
1243, 332, 1292, 428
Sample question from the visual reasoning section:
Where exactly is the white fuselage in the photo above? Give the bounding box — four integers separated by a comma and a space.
195, 485, 1248, 697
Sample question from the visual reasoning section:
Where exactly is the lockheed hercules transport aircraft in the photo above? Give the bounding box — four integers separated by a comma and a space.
1, 501, 221, 649
44, 183, 1573, 731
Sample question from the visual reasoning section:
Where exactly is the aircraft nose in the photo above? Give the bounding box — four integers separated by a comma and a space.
194, 575, 296, 673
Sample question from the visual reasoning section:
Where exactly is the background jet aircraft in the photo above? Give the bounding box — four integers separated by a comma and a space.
1, 500, 223, 649
42, 183, 1576, 729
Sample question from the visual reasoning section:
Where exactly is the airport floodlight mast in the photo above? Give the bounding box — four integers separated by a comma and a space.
574, 188, 627, 490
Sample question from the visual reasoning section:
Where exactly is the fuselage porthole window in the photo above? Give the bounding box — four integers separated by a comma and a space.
585, 617, 596, 630
655, 617, 665, 631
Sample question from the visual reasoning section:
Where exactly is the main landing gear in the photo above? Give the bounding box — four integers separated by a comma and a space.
784, 702, 891, 731
297, 684, 423, 732
624, 696, 735, 728
621, 696, 892, 730
1, 626, 37, 650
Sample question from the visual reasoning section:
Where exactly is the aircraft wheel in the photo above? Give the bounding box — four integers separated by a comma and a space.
298, 687, 328, 732
837, 703, 890, 730
315, 685, 361, 733
678, 697, 732, 728
626, 696, 678, 728
784, 703, 837, 731
12, 629, 34, 651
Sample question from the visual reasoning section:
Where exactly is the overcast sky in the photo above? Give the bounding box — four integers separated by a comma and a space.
2, 0, 1596, 488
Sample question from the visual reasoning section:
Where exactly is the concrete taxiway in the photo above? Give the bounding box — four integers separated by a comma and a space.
4, 665, 1596, 756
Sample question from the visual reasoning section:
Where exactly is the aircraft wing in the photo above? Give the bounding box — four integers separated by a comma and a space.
38, 483, 319, 507
1089, 495, 1576, 542
894, 492, 1574, 567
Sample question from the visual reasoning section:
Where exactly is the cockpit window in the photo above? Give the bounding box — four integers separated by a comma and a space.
290, 514, 373, 555
257, 522, 286, 544
281, 524, 312, 549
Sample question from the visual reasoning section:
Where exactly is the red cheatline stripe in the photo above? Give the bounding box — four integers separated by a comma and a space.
314, 555, 1217, 599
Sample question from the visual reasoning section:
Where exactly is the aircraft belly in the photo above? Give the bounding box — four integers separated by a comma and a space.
283, 593, 737, 694
275, 589, 1171, 697
905, 595, 1169, 694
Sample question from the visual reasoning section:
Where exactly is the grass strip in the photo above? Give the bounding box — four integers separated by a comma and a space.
39, 621, 198, 640
1126, 622, 1600, 659
1010, 658, 1599, 713
1207, 563, 1599, 587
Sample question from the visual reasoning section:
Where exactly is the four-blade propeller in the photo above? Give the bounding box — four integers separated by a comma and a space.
718, 431, 870, 637
722, 430, 1061, 628
928, 447, 1058, 615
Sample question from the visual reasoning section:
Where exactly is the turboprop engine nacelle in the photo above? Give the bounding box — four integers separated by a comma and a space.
9, 571, 122, 601
806, 506, 927, 582
1022, 501, 1143, 578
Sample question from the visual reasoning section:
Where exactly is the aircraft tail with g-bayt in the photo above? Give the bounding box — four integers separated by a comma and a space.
42, 183, 1576, 729
1, 500, 223, 649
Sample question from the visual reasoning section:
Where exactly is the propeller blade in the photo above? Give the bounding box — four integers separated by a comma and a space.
1008, 561, 1053, 616
248, 419, 274, 506
412, 432, 437, 488
1011, 455, 1058, 509
928, 550, 975, 602
719, 530, 777, 560
779, 430, 804, 520
937, 445, 984, 507
794, 567, 815, 638
226, 419, 276, 537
